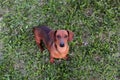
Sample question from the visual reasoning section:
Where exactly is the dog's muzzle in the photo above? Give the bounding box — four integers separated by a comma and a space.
60, 42, 64, 47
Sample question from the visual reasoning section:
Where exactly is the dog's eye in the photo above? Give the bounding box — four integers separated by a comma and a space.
64, 35, 68, 38
57, 35, 61, 38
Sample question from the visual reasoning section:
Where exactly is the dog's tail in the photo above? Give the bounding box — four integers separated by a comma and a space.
32, 27, 36, 33
33, 27, 35, 31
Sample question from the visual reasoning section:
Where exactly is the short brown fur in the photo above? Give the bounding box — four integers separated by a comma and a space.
33, 26, 74, 63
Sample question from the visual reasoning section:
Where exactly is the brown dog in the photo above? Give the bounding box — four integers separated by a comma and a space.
33, 26, 74, 63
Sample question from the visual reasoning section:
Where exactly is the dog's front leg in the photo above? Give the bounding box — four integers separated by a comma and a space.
50, 56, 54, 63
63, 55, 68, 60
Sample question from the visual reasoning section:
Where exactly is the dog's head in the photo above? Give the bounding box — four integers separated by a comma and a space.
49, 30, 74, 47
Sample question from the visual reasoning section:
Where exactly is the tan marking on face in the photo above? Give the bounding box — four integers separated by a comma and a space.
55, 30, 69, 47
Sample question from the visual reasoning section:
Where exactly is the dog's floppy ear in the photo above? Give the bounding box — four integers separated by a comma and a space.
67, 30, 74, 42
49, 30, 57, 41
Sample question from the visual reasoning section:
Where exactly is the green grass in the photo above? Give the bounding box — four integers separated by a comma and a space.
0, 0, 120, 80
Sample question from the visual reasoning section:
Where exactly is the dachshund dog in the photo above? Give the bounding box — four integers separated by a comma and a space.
33, 26, 74, 63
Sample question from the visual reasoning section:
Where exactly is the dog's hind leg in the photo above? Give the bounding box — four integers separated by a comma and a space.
34, 33, 45, 52
39, 40, 45, 52
33, 28, 45, 52
36, 40, 45, 52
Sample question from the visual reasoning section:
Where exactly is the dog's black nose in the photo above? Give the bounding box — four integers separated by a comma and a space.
60, 43, 64, 47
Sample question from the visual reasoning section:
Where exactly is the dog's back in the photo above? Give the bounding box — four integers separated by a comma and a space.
40, 26, 51, 34
33, 26, 51, 34
33, 26, 51, 45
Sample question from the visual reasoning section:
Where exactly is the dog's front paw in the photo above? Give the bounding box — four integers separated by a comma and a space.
50, 57, 54, 63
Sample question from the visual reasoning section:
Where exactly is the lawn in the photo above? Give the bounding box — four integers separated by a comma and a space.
0, 0, 120, 80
